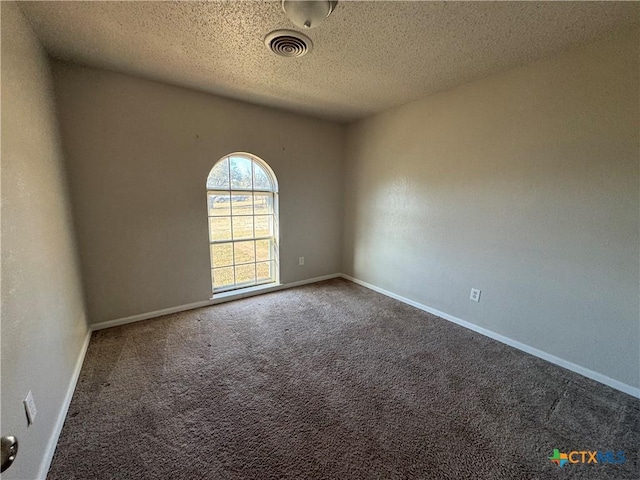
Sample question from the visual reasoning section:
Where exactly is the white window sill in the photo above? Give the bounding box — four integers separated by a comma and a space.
210, 282, 283, 304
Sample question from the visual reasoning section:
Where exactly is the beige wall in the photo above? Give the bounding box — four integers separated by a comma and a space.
0, 3, 89, 479
344, 29, 639, 389
52, 63, 345, 325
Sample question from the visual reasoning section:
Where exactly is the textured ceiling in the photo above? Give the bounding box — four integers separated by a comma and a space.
18, 1, 640, 122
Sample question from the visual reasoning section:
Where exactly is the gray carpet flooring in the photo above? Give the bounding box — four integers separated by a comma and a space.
48, 278, 639, 479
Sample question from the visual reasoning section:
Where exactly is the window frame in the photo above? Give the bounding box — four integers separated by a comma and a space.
206, 153, 279, 294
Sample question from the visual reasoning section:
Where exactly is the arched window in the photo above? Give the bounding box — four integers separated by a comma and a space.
206, 153, 279, 293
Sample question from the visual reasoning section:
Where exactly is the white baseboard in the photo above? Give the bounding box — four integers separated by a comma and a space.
341, 274, 640, 400
91, 299, 215, 331
37, 329, 92, 480
91, 273, 342, 332
276, 273, 343, 290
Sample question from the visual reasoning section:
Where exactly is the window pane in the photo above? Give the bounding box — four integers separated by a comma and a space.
255, 215, 272, 238
230, 193, 252, 216
235, 263, 256, 285
209, 217, 231, 241
230, 156, 252, 190
253, 192, 273, 215
256, 261, 272, 282
207, 158, 229, 189
254, 164, 273, 191
233, 216, 254, 240
211, 243, 233, 268
256, 239, 270, 262
208, 193, 231, 216
234, 240, 255, 265
212, 267, 234, 289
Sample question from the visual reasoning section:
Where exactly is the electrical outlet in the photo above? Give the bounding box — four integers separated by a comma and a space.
24, 391, 37, 425
299, 256, 305, 266
470, 288, 481, 302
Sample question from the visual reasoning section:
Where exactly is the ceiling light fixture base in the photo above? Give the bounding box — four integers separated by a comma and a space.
281, 0, 338, 29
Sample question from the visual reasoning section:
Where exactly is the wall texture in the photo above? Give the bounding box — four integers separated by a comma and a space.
52, 63, 345, 325
344, 29, 639, 389
0, 3, 89, 479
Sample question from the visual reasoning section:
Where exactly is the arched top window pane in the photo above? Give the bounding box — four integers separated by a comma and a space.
254, 163, 273, 191
230, 156, 252, 190
206, 157, 229, 190
206, 154, 277, 192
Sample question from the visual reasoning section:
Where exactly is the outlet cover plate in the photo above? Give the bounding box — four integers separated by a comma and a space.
24, 391, 37, 425
470, 288, 481, 302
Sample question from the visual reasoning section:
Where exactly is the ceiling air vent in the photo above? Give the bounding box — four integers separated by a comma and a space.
265, 30, 313, 58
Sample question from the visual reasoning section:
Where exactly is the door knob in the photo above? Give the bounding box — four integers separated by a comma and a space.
1, 436, 18, 473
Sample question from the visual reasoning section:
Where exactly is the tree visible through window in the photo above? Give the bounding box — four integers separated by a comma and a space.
206, 153, 279, 293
